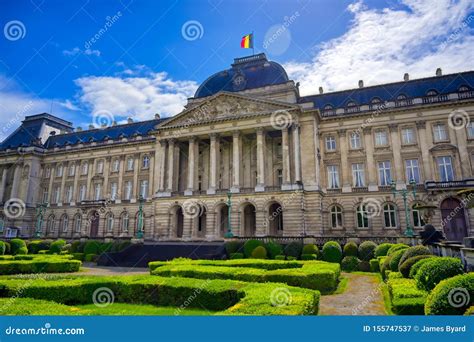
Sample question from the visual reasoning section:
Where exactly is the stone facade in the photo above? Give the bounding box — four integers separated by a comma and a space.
0, 54, 473, 242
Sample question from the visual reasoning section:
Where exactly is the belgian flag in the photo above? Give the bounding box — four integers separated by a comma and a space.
240, 33, 253, 49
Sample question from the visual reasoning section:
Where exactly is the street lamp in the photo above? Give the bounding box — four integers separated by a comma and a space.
136, 195, 144, 239
35, 202, 48, 238
391, 179, 417, 237
224, 192, 233, 238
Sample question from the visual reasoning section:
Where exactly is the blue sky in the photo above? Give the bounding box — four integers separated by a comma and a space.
0, 0, 473, 134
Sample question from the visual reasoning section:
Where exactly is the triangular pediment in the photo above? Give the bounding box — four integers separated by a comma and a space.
158, 92, 299, 128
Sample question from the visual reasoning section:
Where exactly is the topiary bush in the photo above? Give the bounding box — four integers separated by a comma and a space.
225, 241, 242, 256
71, 253, 84, 261
243, 239, 264, 258
374, 243, 393, 257
85, 253, 98, 262
341, 256, 359, 272
409, 257, 436, 279
399, 255, 435, 278
358, 241, 377, 261
358, 260, 371, 272
275, 255, 285, 260
380, 255, 392, 279
265, 241, 283, 259
83, 240, 101, 256
284, 242, 303, 258
343, 242, 358, 257
16, 247, 28, 255
0, 241, 5, 255
3, 242, 10, 255
369, 259, 380, 272
27, 240, 42, 254
70, 241, 84, 253
398, 245, 431, 268
250, 246, 267, 259
415, 257, 464, 291
425, 273, 474, 315
390, 249, 407, 271
229, 253, 244, 259
387, 243, 409, 256
301, 254, 317, 260
49, 240, 66, 254
287, 256, 297, 261
10, 239, 27, 255
322, 241, 342, 263
302, 244, 318, 257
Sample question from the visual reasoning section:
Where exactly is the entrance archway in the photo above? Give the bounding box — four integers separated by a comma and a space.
170, 206, 184, 238
440, 197, 468, 241
268, 202, 283, 235
197, 207, 207, 237
217, 204, 229, 237
89, 211, 99, 238
242, 203, 256, 236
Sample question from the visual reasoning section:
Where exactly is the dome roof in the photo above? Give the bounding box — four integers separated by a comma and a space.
194, 53, 289, 98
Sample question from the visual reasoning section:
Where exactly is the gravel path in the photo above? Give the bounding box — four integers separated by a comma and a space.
319, 273, 386, 315
79, 265, 149, 276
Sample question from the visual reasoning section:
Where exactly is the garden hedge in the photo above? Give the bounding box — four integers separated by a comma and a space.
386, 244, 409, 256
415, 257, 464, 291
409, 257, 437, 279
0, 258, 81, 274
302, 244, 318, 256
301, 254, 317, 260
399, 255, 434, 278
322, 241, 342, 263
369, 259, 380, 273
0, 241, 6, 255
243, 240, 263, 258
265, 241, 283, 259
284, 242, 303, 258
230, 253, 244, 259
387, 278, 427, 315
358, 260, 370, 272
343, 242, 358, 257
10, 239, 27, 255
398, 245, 431, 268
389, 249, 407, 271
374, 243, 393, 257
49, 239, 66, 254
251, 246, 267, 259
358, 241, 377, 261
341, 256, 359, 272
425, 273, 474, 315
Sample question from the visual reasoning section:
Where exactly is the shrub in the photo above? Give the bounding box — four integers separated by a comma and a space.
302, 244, 318, 257
301, 254, 317, 260
380, 256, 392, 279
98, 242, 112, 254
225, 241, 242, 256
465, 306, 474, 316
415, 257, 464, 291
358, 260, 370, 272
284, 242, 303, 258
0, 258, 81, 274
70, 241, 84, 253
425, 273, 474, 315
3, 242, 10, 254
10, 239, 27, 255
374, 243, 393, 257
229, 253, 244, 259
16, 247, 28, 255
250, 246, 267, 259
85, 254, 98, 262
409, 257, 436, 279
71, 253, 84, 261
390, 249, 407, 271
27, 240, 42, 254
83, 241, 101, 255
369, 259, 380, 272
0, 241, 5, 255
358, 241, 377, 261
287, 256, 297, 261
243, 239, 264, 258
322, 241, 342, 263
265, 241, 283, 259
343, 242, 358, 257
399, 255, 434, 278
38, 250, 48, 254
275, 255, 285, 260
49, 240, 66, 254
341, 256, 359, 272
387, 243, 409, 256
398, 245, 431, 268
387, 278, 427, 315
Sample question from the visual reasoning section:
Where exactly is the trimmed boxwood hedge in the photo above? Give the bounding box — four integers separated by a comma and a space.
0, 241, 5, 255
398, 245, 431, 268
343, 242, 358, 257
250, 246, 267, 259
301, 254, 317, 260
369, 259, 380, 272
230, 253, 244, 259
341, 256, 359, 272
322, 241, 342, 263
10, 239, 27, 255
399, 255, 434, 278
387, 278, 428, 315
265, 241, 283, 259
389, 249, 407, 271
386, 244, 409, 256
409, 257, 436, 279
302, 244, 318, 256
243, 240, 264, 258
0, 258, 81, 274
374, 243, 393, 257
284, 242, 303, 258
49, 239, 66, 254
358, 241, 377, 261
415, 257, 464, 291
425, 273, 474, 315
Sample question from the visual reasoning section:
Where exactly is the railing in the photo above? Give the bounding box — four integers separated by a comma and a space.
234, 235, 402, 246
345, 106, 360, 114
240, 187, 255, 193
425, 179, 474, 190
266, 186, 281, 192
422, 94, 449, 104
352, 186, 368, 193
459, 90, 474, 99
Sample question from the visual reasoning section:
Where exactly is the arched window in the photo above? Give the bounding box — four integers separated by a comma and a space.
47, 215, 55, 233
330, 206, 343, 228
426, 90, 438, 97
323, 104, 334, 111
371, 97, 382, 104
412, 205, 426, 228
106, 213, 114, 233
61, 214, 69, 233
74, 214, 82, 233
459, 86, 469, 92
356, 204, 369, 228
395, 94, 409, 107
121, 212, 129, 232
383, 204, 397, 228
346, 101, 358, 113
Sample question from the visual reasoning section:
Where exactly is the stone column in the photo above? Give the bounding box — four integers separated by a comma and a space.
186, 137, 196, 196
71, 162, 80, 205
10, 164, 22, 199
148, 153, 155, 199
363, 128, 378, 191
255, 128, 266, 192
59, 163, 67, 205
338, 129, 351, 192
389, 124, 404, 187
281, 127, 291, 190
157, 140, 167, 194
293, 124, 302, 186
166, 139, 176, 193
231, 131, 241, 193
103, 157, 111, 198
208, 134, 219, 195
416, 121, 433, 181
132, 154, 139, 202
454, 126, 470, 178
0, 167, 8, 203
85, 159, 94, 200
47, 163, 55, 204
116, 156, 125, 203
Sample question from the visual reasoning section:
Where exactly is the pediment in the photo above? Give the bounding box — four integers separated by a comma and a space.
429, 143, 458, 152
159, 92, 299, 128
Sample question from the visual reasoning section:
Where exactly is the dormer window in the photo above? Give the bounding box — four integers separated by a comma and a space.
426, 90, 438, 97
459, 86, 469, 92
459, 86, 472, 99
323, 104, 335, 116
395, 94, 409, 107
346, 101, 359, 113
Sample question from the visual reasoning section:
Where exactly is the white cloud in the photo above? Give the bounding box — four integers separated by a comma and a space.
75, 72, 198, 121
63, 47, 101, 57
285, 0, 474, 95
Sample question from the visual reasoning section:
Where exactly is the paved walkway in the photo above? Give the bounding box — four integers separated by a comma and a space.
319, 273, 386, 315
80, 265, 149, 276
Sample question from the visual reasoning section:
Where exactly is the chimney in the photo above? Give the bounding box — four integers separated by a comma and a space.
358, 80, 364, 88
318, 86, 324, 94
436, 68, 442, 76
76, 127, 82, 132
127, 117, 133, 124
89, 124, 95, 130
404, 73, 409, 81
154, 113, 161, 120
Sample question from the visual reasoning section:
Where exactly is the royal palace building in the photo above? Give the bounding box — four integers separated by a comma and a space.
0, 53, 473, 242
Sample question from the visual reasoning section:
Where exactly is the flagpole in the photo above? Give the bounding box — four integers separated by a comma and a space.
252, 31, 255, 56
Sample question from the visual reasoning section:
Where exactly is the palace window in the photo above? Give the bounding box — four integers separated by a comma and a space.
56, 165, 63, 177
47, 215, 55, 233
110, 182, 118, 200
327, 165, 340, 189
350, 132, 361, 149
426, 90, 438, 97
68, 164, 75, 176
330, 206, 343, 228
412, 205, 426, 228
433, 123, 448, 142
374, 130, 388, 146
0, 217, 4, 233
45, 167, 51, 178
127, 157, 134, 171
437, 156, 454, 182
53, 187, 60, 204
142, 155, 150, 169
124, 181, 132, 200
81, 162, 89, 175
352, 163, 365, 187
96, 160, 104, 174
401, 127, 416, 145
79, 185, 86, 202
140, 180, 148, 198
74, 214, 82, 233
112, 159, 120, 172
383, 204, 397, 228
346, 101, 359, 113
467, 122, 474, 139
378, 161, 392, 186
65, 185, 73, 203
94, 183, 102, 201
121, 213, 129, 232
276, 141, 282, 158
370, 97, 382, 110
106, 214, 114, 233
61, 214, 69, 233
323, 104, 335, 115
405, 159, 420, 184
396, 94, 409, 107
277, 169, 283, 186
42, 188, 49, 203
325, 136, 336, 151
356, 204, 369, 228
